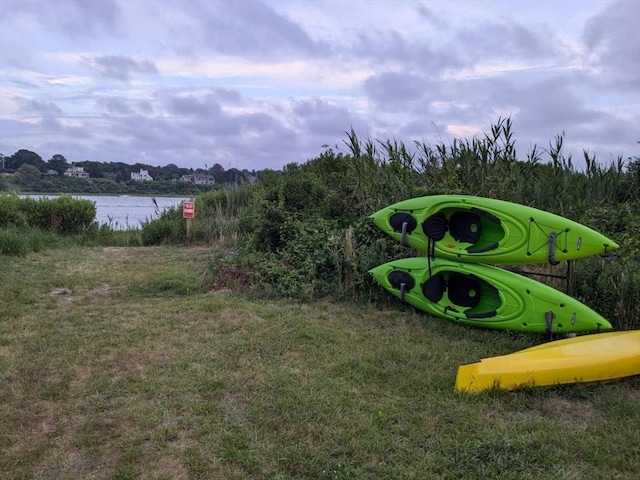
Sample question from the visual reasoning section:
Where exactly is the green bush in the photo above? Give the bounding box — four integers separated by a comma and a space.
141, 216, 183, 245
0, 194, 96, 233
207, 122, 639, 331
0, 194, 27, 227
573, 203, 640, 330
42, 195, 96, 233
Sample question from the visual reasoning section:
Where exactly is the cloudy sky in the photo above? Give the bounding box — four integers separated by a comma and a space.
1, 0, 638, 171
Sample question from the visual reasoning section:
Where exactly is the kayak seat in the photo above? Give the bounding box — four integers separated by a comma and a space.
449, 211, 481, 244
422, 274, 446, 303
389, 212, 417, 234
422, 212, 448, 240
467, 242, 499, 254
388, 270, 415, 291
447, 275, 481, 308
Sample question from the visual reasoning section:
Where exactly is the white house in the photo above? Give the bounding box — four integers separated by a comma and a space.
131, 169, 153, 181
179, 174, 215, 185
64, 166, 89, 178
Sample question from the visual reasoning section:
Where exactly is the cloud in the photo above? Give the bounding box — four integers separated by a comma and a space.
40, 116, 93, 139
583, 0, 640, 90
458, 22, 547, 62
18, 99, 63, 115
0, 0, 121, 36
167, 94, 223, 117
96, 97, 134, 115
84, 55, 158, 82
183, 0, 328, 59
350, 29, 461, 72
293, 99, 363, 136
363, 72, 439, 109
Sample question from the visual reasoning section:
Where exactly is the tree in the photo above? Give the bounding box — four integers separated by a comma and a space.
14, 164, 44, 190
77, 161, 105, 178
161, 163, 184, 180
47, 154, 69, 175
7, 149, 45, 171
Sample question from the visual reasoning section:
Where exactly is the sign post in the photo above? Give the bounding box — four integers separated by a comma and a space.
183, 201, 195, 241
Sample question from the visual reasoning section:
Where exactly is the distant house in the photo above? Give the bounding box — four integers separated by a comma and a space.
131, 169, 153, 182
64, 166, 89, 178
179, 174, 215, 185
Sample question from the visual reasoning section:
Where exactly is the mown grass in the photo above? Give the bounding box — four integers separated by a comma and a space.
1, 247, 638, 479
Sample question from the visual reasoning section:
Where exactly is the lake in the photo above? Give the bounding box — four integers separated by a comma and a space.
21, 195, 190, 230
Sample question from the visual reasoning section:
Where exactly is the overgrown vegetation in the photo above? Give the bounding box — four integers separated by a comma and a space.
142, 119, 640, 330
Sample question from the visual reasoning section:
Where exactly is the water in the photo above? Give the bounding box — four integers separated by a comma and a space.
20, 195, 190, 230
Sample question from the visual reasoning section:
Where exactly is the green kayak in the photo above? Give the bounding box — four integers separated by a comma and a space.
369, 257, 612, 334
370, 195, 618, 264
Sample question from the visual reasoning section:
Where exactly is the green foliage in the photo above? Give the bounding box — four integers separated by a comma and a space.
140, 186, 253, 246
141, 213, 185, 245
0, 226, 59, 255
208, 119, 639, 330
0, 228, 43, 258
47, 154, 68, 175
0, 194, 95, 234
0, 194, 97, 255
3, 149, 45, 171
0, 194, 28, 227
573, 204, 640, 330
192, 187, 253, 244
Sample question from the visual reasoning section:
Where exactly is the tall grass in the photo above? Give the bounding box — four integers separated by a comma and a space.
139, 186, 252, 246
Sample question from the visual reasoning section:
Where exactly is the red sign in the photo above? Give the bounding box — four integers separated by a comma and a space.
183, 201, 195, 219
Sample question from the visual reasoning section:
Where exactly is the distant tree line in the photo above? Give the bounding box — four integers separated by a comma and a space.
0, 149, 265, 194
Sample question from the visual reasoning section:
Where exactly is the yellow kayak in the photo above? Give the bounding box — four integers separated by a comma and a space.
456, 330, 640, 393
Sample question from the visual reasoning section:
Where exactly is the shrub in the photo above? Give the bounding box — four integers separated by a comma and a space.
573, 203, 640, 330
0, 194, 96, 233
141, 216, 184, 245
209, 122, 639, 332
0, 194, 27, 227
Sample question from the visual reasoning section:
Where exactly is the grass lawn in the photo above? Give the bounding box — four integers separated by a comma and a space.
1, 246, 638, 479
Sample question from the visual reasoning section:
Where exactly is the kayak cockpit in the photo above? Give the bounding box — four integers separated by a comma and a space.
421, 271, 502, 319
422, 207, 506, 255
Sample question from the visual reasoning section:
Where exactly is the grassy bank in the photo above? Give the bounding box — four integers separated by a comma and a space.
1, 246, 638, 479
